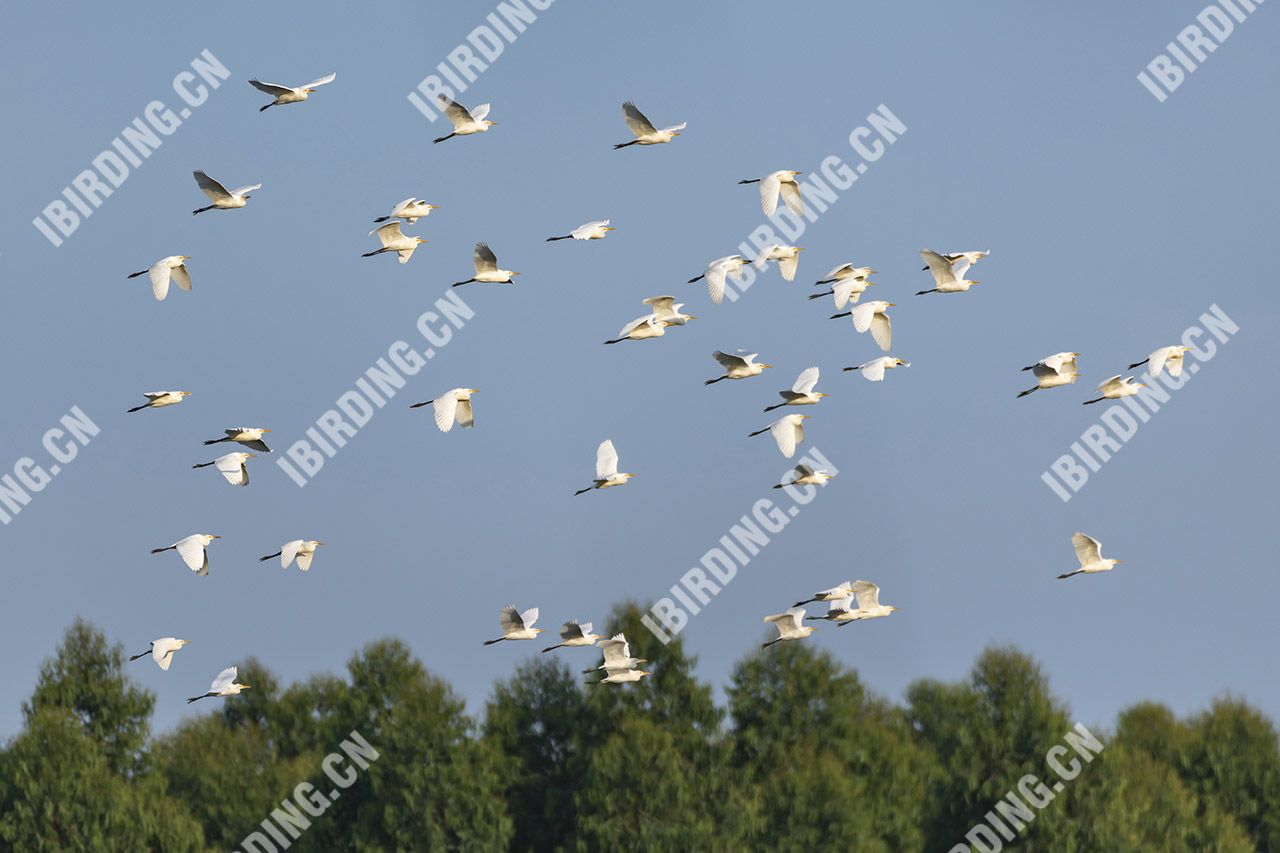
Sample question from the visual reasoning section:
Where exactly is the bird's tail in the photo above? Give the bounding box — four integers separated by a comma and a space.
482, 637, 505, 646
258, 552, 281, 563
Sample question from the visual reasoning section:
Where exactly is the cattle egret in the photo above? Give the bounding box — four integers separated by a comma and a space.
643, 295, 696, 326
248, 72, 336, 110
547, 220, 615, 241
1083, 375, 1145, 405
193, 452, 254, 487
453, 243, 519, 286
773, 463, 834, 489
749, 414, 809, 459
810, 266, 876, 308
921, 250, 988, 271
575, 439, 634, 494
127, 391, 190, 413
373, 198, 438, 224
764, 367, 825, 411
831, 301, 895, 351
542, 621, 604, 653
1018, 353, 1080, 397
1129, 345, 1192, 378
816, 264, 877, 285
614, 101, 685, 148
410, 388, 479, 432
192, 170, 260, 215
604, 314, 671, 344
844, 357, 909, 382
806, 596, 859, 623
739, 170, 804, 217
762, 607, 815, 648
753, 244, 805, 282
689, 255, 750, 305
1058, 532, 1123, 579
204, 428, 272, 453
793, 581, 855, 607
483, 606, 543, 644
582, 633, 647, 673
835, 581, 899, 624
595, 669, 653, 684
259, 540, 324, 571
705, 350, 772, 384
127, 256, 191, 301
187, 666, 250, 703
433, 96, 496, 142
129, 637, 189, 671
151, 534, 220, 576
918, 249, 981, 294
363, 221, 427, 264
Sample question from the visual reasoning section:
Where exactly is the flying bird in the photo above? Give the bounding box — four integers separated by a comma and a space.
762, 607, 815, 648
547, 220, 615, 241
433, 96, 496, 143
705, 350, 772, 384
248, 72, 336, 110
793, 581, 855, 607
773, 463, 834, 489
127, 256, 191, 302
593, 669, 653, 684
749, 414, 809, 459
614, 101, 685, 148
453, 243, 518, 286
643, 295, 696, 326
810, 265, 876, 308
739, 170, 804, 217
410, 388, 479, 432
921, 250, 988, 271
806, 596, 859, 624
832, 301, 895, 351
363, 221, 427, 264
753, 244, 805, 282
192, 452, 254, 487
1018, 352, 1080, 398
1129, 345, 1191, 378
764, 367, 825, 411
918, 249, 981, 294
575, 439, 634, 494
816, 263, 877, 286
1083, 375, 1145, 405
604, 314, 671, 344
689, 255, 751, 305
1058, 532, 1123, 579
127, 391, 190, 413
203, 428, 272, 453
843, 357, 909, 382
259, 540, 324, 571
484, 606, 544, 645
373, 198, 438, 224
582, 633, 647, 673
192, 170, 260, 215
541, 621, 604, 653
151, 534, 220, 577
129, 637, 189, 671
187, 666, 251, 703
834, 581, 899, 624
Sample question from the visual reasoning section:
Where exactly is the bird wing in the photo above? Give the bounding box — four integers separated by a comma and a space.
280, 539, 303, 568
643, 295, 676, 317
828, 596, 855, 614
783, 608, 806, 631
175, 537, 207, 572
792, 367, 820, 395
499, 605, 524, 632
438, 95, 475, 128
825, 263, 853, 279
433, 394, 460, 432
215, 454, 250, 486
921, 250, 958, 287
143, 392, 170, 400
1148, 347, 1171, 377
148, 263, 172, 301
793, 463, 816, 479
371, 221, 406, 245
759, 174, 782, 216
152, 638, 180, 670
713, 350, 749, 369
560, 621, 586, 642
396, 249, 415, 264
303, 72, 337, 89
779, 181, 804, 216
851, 302, 877, 333
520, 607, 539, 628
1072, 532, 1102, 567
660, 121, 687, 133
228, 183, 261, 197
469, 102, 491, 122
1097, 375, 1123, 393
870, 313, 892, 352
456, 398, 474, 429
618, 315, 652, 337
211, 666, 237, 691
778, 251, 800, 282
860, 358, 888, 382
706, 264, 729, 305
249, 80, 294, 96
1040, 353, 1075, 375
851, 581, 881, 609
596, 439, 619, 478
473, 242, 498, 273
771, 419, 799, 459
572, 220, 609, 238
621, 101, 657, 137
832, 280, 861, 309
193, 170, 231, 201
171, 263, 191, 292
295, 550, 315, 571
391, 197, 418, 214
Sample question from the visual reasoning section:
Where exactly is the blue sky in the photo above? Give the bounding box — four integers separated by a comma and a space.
1, 1, 1276, 737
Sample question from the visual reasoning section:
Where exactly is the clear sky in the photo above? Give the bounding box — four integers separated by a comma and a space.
1, 1, 1275, 738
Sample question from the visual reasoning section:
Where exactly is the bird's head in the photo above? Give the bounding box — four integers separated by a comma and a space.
621, 472, 637, 481
795, 246, 807, 252
798, 414, 811, 420
888, 606, 900, 614
179, 255, 192, 261
1072, 352, 1082, 358
427, 204, 440, 209
207, 535, 222, 541
311, 540, 326, 548
177, 639, 190, 648
303, 88, 315, 93
895, 359, 910, 367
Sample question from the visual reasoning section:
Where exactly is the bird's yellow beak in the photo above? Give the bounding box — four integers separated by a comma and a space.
262, 429, 272, 433
315, 541, 326, 547
417, 238, 429, 243
468, 389, 481, 394
211, 535, 222, 539
799, 415, 811, 419
791, 171, 803, 176
1114, 559, 1124, 564
817, 393, 828, 397
686, 314, 698, 320
887, 302, 897, 307
241, 684, 252, 689
604, 227, 616, 231
761, 364, 774, 369
868, 268, 878, 274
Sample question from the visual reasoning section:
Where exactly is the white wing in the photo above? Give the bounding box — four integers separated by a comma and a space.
438, 95, 475, 128
473, 243, 498, 273
706, 264, 728, 305
228, 184, 261, 197
572, 220, 609, 239
713, 350, 749, 369
779, 181, 804, 216
621, 101, 657, 137
596, 439, 619, 479
921, 250, 958, 287
1041, 353, 1076, 375
618, 315, 654, 337
149, 263, 172, 301
560, 622, 586, 641
499, 606, 524, 632
456, 398, 474, 429
870, 313, 892, 352
215, 454, 250, 486
860, 358, 888, 382
783, 608, 806, 631
469, 103, 491, 122
210, 666, 238, 692
433, 394, 459, 432
396, 249, 415, 264
193, 170, 231, 202
249, 80, 294, 96
1097, 375, 1123, 393
852, 302, 877, 333
392, 197, 418, 214
825, 263, 853, 279
295, 550, 315, 571
851, 581, 881, 609
660, 121, 687, 133
643, 295, 677, 318
1148, 347, 1171, 377
832, 280, 861, 309
175, 537, 207, 572
152, 638, 181, 671
371, 221, 405, 245
828, 596, 855, 614
759, 174, 782, 217
303, 72, 337, 89
792, 367, 820, 395
770, 418, 801, 459
280, 539, 303, 568
754, 243, 779, 268
172, 263, 191, 292
520, 607, 539, 629
778, 251, 800, 282
1072, 532, 1102, 567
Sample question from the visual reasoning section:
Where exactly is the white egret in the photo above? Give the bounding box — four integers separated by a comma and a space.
835, 580, 899, 624
831, 301, 895, 351
614, 101, 685, 148
433, 96, 496, 143
843, 357, 909, 382
753, 244, 805, 282
483, 606, 543, 644
810, 266, 876, 308
705, 350, 773, 385
151, 534, 220, 576
1129, 345, 1192, 378
793, 581, 855, 607
192, 452, 254, 487
764, 367, 825, 411
773, 463, 834, 489
582, 633, 647, 673
248, 72, 336, 111
547, 220, 615, 241
689, 255, 750, 305
575, 439, 634, 494
453, 243, 519, 286
762, 607, 815, 648
739, 170, 804, 217
373, 198, 438, 224
918, 249, 980, 294
806, 596, 859, 623
542, 621, 604, 653
410, 388, 479, 432
595, 669, 653, 684
192, 170, 260, 215
1083, 375, 1145, 405
921, 250, 988, 271
363, 221, 427, 264
643, 295, 696, 326
816, 264, 876, 285
187, 666, 250, 703
127, 256, 191, 302
1058, 532, 1123, 579
749, 414, 809, 459
259, 540, 324, 571
604, 314, 671, 344
204, 428, 272, 453
127, 391, 190, 413
1018, 352, 1080, 398
129, 637, 189, 671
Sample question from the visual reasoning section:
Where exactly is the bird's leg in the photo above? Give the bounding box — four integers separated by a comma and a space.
259, 103, 273, 112
129, 651, 150, 661
361, 248, 390, 258
546, 235, 571, 241
916, 289, 938, 295
613, 141, 639, 149
127, 270, 149, 279
451, 279, 477, 287
704, 376, 727, 385
433, 133, 456, 144
1016, 387, 1038, 398
830, 311, 852, 319
1127, 358, 1150, 369
192, 205, 215, 216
